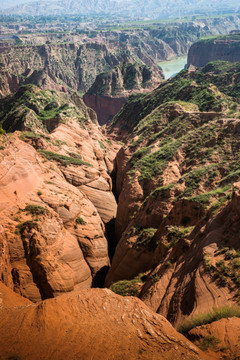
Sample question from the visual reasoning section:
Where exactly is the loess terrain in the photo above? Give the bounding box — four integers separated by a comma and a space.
188, 33, 240, 68
0, 16, 240, 360
0, 84, 119, 300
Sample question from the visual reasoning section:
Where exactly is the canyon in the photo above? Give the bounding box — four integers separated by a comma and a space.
0, 14, 240, 360
1, 14, 240, 127
83, 61, 161, 125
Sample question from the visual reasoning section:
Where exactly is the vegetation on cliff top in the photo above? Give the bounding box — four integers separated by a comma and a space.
0, 84, 90, 132
107, 61, 240, 302
196, 33, 240, 44
112, 60, 240, 132
111, 62, 240, 206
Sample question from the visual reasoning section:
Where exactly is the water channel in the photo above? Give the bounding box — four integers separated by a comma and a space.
158, 56, 187, 80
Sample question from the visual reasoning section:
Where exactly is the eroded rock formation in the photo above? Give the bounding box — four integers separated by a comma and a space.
0, 85, 119, 301
187, 33, 240, 67
0, 282, 208, 360
105, 63, 240, 328
83, 60, 162, 125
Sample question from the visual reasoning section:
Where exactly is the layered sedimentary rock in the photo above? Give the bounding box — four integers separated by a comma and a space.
0, 282, 207, 360
0, 36, 165, 99
140, 190, 240, 326
2, 16, 240, 100
188, 317, 240, 359
105, 63, 240, 326
0, 85, 119, 301
83, 61, 161, 125
187, 33, 240, 67
0, 42, 129, 97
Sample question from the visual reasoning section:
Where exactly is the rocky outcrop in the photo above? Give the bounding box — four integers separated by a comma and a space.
83, 94, 127, 126
0, 85, 119, 301
0, 281, 208, 360
0, 42, 129, 97
187, 33, 240, 67
2, 16, 240, 100
140, 191, 240, 326
188, 317, 240, 359
83, 61, 162, 125
105, 64, 240, 326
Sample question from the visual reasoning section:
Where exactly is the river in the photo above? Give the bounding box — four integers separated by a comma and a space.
158, 56, 187, 80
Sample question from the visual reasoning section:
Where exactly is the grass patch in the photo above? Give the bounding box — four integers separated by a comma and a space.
187, 185, 231, 208
19, 131, 47, 140
166, 225, 194, 249
137, 139, 182, 181
98, 140, 107, 149
178, 306, 240, 334
198, 335, 221, 351
38, 150, 92, 167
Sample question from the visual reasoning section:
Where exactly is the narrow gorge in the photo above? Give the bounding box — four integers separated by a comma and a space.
1, 13, 240, 360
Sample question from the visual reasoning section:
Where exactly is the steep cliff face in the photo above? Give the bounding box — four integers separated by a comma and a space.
0, 84, 119, 301
140, 190, 240, 326
0, 38, 167, 101
83, 61, 162, 125
188, 33, 240, 67
83, 95, 127, 126
2, 15, 240, 101
0, 42, 129, 97
105, 62, 240, 326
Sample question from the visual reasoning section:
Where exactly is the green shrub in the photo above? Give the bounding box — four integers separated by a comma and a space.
76, 217, 86, 225
0, 126, 5, 135
233, 259, 240, 269
203, 255, 212, 272
24, 204, 49, 215
166, 225, 194, 249
110, 273, 145, 297
98, 140, 107, 149
15, 221, 38, 235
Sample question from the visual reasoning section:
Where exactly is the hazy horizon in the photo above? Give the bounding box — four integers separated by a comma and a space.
1, 0, 239, 16
0, 0, 124, 10
1, 0, 33, 9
